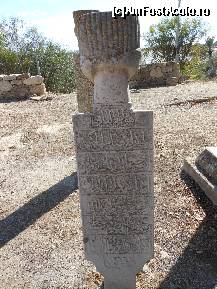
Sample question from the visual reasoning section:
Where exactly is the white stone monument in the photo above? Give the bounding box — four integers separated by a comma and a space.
73, 11, 154, 289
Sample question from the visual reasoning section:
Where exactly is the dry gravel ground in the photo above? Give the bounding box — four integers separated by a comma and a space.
0, 80, 217, 289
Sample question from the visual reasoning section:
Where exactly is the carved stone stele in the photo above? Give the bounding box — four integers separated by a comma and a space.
73, 11, 154, 289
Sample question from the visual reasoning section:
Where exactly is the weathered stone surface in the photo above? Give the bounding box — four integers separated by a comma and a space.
29, 84, 46, 96
11, 80, 23, 86
129, 62, 182, 89
30, 94, 51, 101
195, 147, 217, 185
74, 11, 140, 82
73, 9, 99, 36
0, 80, 12, 92
161, 63, 173, 73
150, 66, 163, 78
166, 76, 178, 86
23, 75, 44, 86
0, 74, 46, 100
73, 53, 94, 112
73, 10, 154, 289
73, 10, 98, 113
183, 147, 217, 205
3, 74, 20, 81
16, 73, 31, 80
13, 87, 29, 98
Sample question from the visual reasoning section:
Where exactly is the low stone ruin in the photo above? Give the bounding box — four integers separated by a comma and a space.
129, 62, 182, 89
0, 73, 46, 100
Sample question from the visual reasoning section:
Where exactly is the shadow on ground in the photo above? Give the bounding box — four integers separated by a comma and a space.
0, 98, 29, 104
158, 171, 217, 289
0, 172, 78, 248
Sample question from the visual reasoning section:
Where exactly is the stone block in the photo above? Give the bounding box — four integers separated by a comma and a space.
0, 74, 46, 101
29, 84, 46, 96
150, 66, 163, 78
195, 147, 217, 184
23, 75, 44, 86
74, 108, 154, 280
16, 73, 31, 80
2, 74, 20, 81
10, 86, 29, 98
166, 76, 178, 86
11, 80, 23, 86
162, 65, 173, 73
183, 147, 217, 205
129, 62, 181, 89
0, 80, 12, 92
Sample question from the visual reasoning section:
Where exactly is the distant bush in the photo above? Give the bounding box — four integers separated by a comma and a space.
0, 17, 75, 93
143, 17, 208, 64
182, 38, 217, 80
181, 44, 208, 80
142, 17, 217, 81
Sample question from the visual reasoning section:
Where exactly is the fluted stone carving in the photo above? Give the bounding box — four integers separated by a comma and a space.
73, 10, 98, 112
73, 11, 154, 289
75, 11, 141, 82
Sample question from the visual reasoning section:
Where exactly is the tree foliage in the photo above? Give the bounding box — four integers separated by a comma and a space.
0, 17, 75, 93
181, 43, 208, 79
205, 36, 216, 78
143, 17, 208, 65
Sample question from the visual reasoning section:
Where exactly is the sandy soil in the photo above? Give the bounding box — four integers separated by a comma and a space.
0, 80, 217, 289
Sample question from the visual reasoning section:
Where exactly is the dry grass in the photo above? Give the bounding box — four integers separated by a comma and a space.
0, 81, 217, 289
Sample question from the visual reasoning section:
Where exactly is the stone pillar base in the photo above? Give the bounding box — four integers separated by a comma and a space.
104, 272, 136, 289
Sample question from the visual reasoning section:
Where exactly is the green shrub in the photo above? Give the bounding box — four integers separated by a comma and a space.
0, 17, 75, 93
181, 44, 208, 79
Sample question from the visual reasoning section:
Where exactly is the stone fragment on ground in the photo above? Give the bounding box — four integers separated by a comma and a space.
183, 147, 217, 205
30, 93, 51, 101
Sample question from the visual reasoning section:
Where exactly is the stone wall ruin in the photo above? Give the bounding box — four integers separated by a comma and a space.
129, 62, 181, 89
0, 73, 46, 101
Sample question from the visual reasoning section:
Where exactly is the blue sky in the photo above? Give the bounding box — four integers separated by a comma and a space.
0, 0, 216, 50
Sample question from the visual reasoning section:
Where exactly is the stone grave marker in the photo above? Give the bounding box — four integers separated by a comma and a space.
183, 147, 217, 205
73, 11, 154, 289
